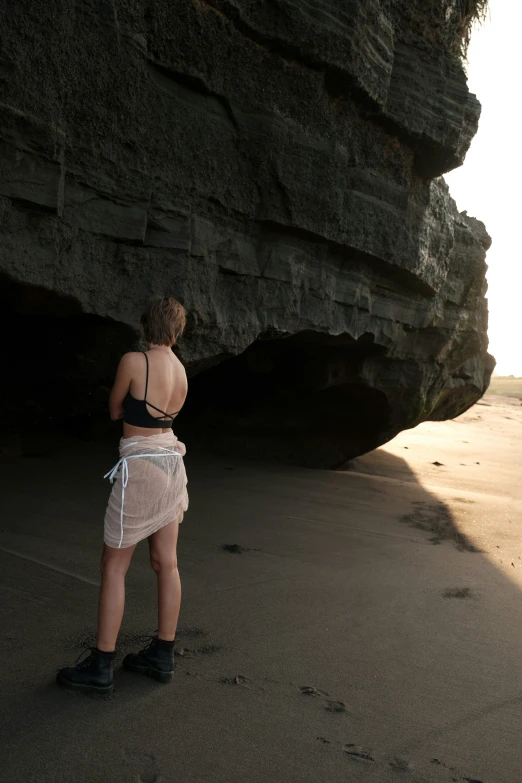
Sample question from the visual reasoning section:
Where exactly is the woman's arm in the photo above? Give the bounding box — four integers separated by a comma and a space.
108, 352, 136, 421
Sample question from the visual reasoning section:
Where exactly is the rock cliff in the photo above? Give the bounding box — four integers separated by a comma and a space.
0, 0, 494, 466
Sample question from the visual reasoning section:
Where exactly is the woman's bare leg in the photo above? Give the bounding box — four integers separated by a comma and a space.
97, 543, 137, 652
148, 518, 181, 641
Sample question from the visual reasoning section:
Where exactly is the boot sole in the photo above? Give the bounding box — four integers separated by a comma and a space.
56, 671, 113, 695
122, 660, 173, 683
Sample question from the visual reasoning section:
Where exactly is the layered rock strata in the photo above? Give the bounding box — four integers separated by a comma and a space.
0, 0, 494, 466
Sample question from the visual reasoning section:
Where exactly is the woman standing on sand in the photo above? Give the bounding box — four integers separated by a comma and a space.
57, 296, 189, 695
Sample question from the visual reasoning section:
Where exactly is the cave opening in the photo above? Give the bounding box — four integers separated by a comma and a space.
1, 275, 391, 467
176, 330, 391, 468
0, 275, 138, 455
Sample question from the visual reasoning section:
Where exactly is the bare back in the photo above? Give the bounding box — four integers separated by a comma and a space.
124, 349, 188, 438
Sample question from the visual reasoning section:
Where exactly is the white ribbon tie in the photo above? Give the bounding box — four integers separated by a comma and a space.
104, 444, 182, 548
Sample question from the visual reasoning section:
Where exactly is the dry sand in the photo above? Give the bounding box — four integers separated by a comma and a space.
1, 393, 521, 783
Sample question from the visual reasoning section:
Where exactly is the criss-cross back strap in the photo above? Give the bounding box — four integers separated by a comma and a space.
141, 351, 180, 420
144, 400, 180, 420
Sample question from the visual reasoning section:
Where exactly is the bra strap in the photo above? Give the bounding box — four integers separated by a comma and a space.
142, 351, 149, 398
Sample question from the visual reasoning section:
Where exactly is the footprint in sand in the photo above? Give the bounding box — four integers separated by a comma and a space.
299, 685, 329, 697
321, 741, 483, 781
430, 757, 485, 782
218, 674, 259, 690
318, 740, 418, 774
389, 756, 414, 772
299, 685, 348, 713
176, 643, 221, 659
325, 700, 347, 712
344, 744, 375, 762
175, 626, 222, 660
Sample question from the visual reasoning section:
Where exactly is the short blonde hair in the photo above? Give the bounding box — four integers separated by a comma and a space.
140, 296, 187, 346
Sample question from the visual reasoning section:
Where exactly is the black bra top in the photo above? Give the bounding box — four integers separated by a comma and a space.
123, 352, 181, 429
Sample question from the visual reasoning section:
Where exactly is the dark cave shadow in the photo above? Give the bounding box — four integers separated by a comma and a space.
0, 438, 520, 782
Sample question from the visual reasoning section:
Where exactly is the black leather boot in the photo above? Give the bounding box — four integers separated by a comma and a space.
56, 647, 115, 695
122, 635, 175, 683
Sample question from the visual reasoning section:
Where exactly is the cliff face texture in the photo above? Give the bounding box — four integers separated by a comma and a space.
0, 1, 494, 466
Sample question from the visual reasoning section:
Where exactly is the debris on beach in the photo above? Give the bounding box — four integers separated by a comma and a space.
442, 587, 472, 599
222, 543, 246, 553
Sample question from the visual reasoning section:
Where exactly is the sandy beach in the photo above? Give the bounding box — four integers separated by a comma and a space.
1, 392, 521, 783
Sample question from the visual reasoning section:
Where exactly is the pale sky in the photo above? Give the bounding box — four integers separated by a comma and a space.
444, 2, 521, 376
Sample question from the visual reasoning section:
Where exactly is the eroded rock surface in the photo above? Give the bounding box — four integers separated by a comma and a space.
0, 0, 494, 466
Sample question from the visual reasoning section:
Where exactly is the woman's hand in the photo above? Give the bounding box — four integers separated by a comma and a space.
110, 407, 125, 422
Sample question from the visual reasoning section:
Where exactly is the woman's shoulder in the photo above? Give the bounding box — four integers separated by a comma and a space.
117, 351, 145, 373
120, 351, 144, 364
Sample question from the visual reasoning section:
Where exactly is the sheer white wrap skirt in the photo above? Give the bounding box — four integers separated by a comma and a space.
103, 431, 188, 549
